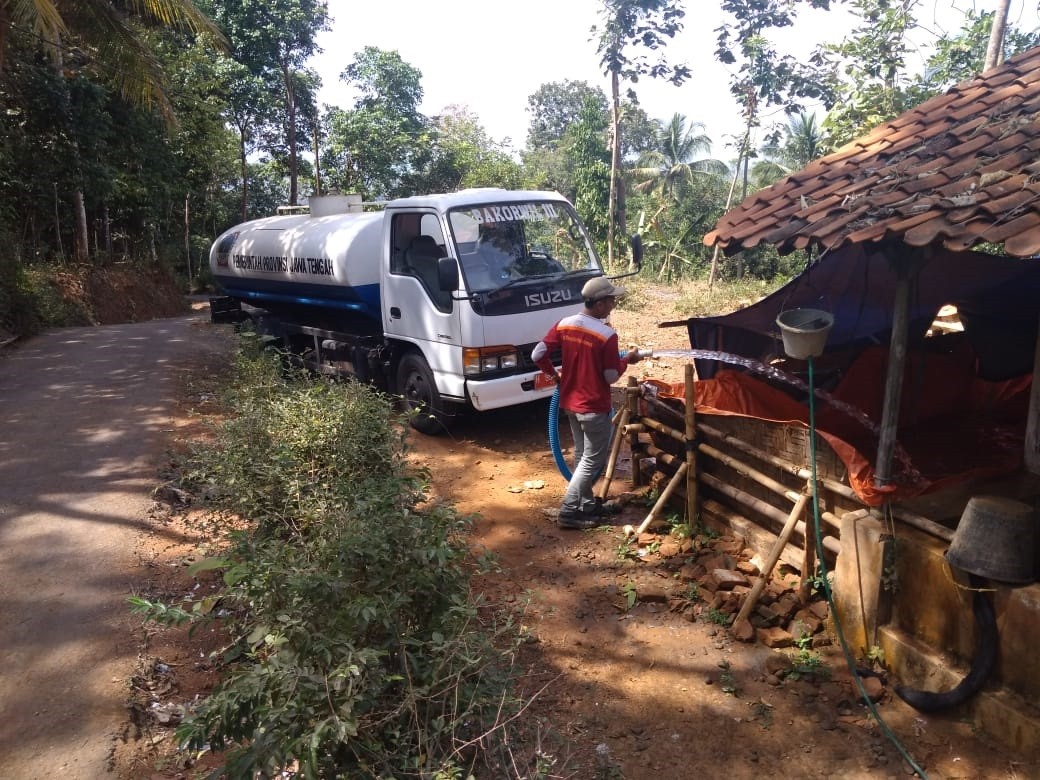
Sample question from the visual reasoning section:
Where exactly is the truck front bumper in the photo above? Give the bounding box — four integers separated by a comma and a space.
466, 370, 556, 411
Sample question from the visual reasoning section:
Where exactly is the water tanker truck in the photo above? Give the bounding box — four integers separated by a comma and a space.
209, 188, 640, 434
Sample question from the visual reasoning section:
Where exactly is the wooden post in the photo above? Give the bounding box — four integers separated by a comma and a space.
597, 408, 631, 500
1024, 312, 1040, 474
684, 363, 697, 526
627, 375, 642, 487
799, 484, 819, 604
875, 249, 927, 487
624, 461, 689, 538
734, 489, 811, 627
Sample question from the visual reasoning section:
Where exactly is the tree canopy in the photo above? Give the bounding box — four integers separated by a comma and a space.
1, 0, 1035, 333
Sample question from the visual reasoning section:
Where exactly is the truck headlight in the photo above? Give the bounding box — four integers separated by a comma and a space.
463, 346, 520, 376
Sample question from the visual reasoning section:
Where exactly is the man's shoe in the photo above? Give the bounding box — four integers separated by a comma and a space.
594, 498, 622, 516
557, 510, 600, 530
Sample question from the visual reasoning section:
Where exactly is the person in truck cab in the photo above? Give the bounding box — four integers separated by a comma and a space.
475, 222, 523, 280
531, 276, 642, 530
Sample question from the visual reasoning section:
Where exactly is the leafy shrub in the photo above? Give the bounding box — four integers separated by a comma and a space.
0, 257, 183, 336
0, 253, 43, 335
0, 256, 87, 334
192, 338, 412, 537
160, 340, 519, 777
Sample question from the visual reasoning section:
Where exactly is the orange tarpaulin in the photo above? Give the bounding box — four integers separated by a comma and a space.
645, 346, 1030, 506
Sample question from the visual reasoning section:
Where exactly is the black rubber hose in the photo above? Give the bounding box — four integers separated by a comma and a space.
895, 573, 998, 712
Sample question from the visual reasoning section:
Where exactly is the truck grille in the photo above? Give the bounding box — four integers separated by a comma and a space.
516, 341, 562, 372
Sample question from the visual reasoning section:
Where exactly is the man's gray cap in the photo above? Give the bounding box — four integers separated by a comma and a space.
581, 276, 627, 301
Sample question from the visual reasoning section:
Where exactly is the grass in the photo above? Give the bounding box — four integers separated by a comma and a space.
707, 607, 731, 626
617, 276, 784, 321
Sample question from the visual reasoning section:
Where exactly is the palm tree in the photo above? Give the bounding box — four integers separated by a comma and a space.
751, 112, 827, 189
0, 0, 223, 261
631, 113, 728, 201
1, 1, 221, 117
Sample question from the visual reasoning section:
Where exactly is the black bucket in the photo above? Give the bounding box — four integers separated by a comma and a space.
946, 495, 1037, 584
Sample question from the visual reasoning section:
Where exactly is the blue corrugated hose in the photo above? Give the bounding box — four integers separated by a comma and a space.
548, 384, 572, 481
548, 350, 643, 482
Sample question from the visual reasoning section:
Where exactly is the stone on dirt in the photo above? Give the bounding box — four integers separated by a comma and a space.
678, 563, 705, 581
657, 540, 682, 557
712, 568, 750, 590
737, 559, 760, 576
753, 604, 780, 627
861, 676, 886, 702
774, 593, 800, 620
809, 600, 831, 621
764, 652, 794, 677
791, 609, 824, 636
639, 586, 670, 603
757, 626, 795, 648
732, 618, 755, 642
696, 575, 719, 595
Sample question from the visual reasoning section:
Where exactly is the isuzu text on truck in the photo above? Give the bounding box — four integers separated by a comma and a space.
209, 189, 640, 434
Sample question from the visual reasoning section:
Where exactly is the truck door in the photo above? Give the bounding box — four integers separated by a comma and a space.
383, 211, 463, 386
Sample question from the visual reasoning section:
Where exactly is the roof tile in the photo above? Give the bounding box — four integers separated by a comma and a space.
977, 186, 1040, 217
707, 45, 1040, 257
1005, 219, 1040, 255
846, 221, 894, 244
980, 211, 1040, 243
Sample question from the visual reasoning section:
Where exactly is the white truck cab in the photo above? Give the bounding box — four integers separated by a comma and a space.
380, 190, 608, 429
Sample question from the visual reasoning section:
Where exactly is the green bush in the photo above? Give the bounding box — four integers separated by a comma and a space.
159, 340, 519, 777
0, 257, 98, 335
0, 254, 42, 335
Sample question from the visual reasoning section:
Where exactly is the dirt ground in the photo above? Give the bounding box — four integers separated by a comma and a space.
10, 270, 1036, 779
392, 301, 1039, 780
110, 291, 1040, 780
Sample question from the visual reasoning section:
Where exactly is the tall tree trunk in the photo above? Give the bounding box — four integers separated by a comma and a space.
738, 149, 750, 280
239, 129, 248, 222
72, 186, 88, 263
284, 61, 298, 206
104, 205, 113, 260
184, 194, 192, 286
708, 128, 750, 289
607, 70, 621, 270
313, 120, 321, 197
618, 159, 627, 269
48, 42, 90, 263
0, 3, 9, 74
984, 0, 1011, 72
53, 183, 65, 263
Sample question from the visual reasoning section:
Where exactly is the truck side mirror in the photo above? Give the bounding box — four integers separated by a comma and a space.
630, 234, 643, 270
437, 256, 460, 291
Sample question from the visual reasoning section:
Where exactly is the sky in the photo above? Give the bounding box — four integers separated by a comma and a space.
310, 0, 1037, 161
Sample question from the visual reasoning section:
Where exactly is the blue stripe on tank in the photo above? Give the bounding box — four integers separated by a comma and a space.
217, 277, 382, 318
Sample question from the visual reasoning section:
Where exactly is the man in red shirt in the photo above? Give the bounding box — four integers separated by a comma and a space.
532, 276, 642, 529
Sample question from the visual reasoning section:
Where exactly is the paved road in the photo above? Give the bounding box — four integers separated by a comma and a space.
0, 313, 228, 778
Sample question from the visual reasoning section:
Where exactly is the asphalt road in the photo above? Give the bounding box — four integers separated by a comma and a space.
0, 312, 228, 778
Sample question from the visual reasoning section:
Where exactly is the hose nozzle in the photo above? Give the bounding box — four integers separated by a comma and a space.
631, 348, 653, 360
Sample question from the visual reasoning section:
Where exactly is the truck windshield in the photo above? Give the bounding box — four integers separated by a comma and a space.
448, 201, 600, 293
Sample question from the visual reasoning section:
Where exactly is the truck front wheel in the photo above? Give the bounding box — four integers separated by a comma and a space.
397, 353, 446, 435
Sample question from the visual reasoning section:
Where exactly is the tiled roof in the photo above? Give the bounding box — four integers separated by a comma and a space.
704, 45, 1040, 258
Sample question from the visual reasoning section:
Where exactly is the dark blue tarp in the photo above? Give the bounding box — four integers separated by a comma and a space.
688, 245, 1040, 381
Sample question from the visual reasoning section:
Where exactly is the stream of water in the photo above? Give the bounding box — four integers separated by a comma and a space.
649, 348, 923, 485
